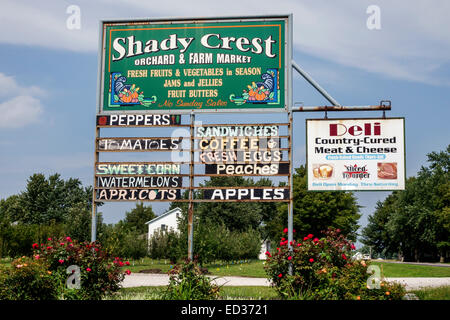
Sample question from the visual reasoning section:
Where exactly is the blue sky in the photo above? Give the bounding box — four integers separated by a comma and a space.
0, 1, 449, 241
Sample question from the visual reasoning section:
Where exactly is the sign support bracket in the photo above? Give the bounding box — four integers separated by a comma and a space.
292, 60, 341, 107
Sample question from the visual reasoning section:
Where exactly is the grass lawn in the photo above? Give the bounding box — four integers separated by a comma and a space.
125, 258, 267, 277
106, 285, 279, 300
411, 286, 450, 300
370, 261, 450, 278
4, 256, 450, 278
125, 258, 450, 278
109, 285, 450, 300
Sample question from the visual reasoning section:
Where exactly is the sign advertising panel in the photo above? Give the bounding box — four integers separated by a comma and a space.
96, 176, 182, 188
97, 137, 183, 151
98, 16, 289, 114
306, 118, 405, 191
205, 162, 289, 175
96, 114, 181, 126
203, 188, 289, 201
95, 162, 181, 175
96, 188, 181, 201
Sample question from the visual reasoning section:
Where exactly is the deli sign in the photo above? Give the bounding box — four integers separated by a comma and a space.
306, 118, 405, 191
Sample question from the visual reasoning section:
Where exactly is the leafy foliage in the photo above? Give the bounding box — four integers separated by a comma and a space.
265, 228, 406, 300
121, 202, 156, 234
148, 227, 182, 263
18, 173, 92, 225
362, 145, 450, 262
148, 220, 261, 265
162, 259, 220, 300
0, 256, 59, 300
171, 176, 278, 236
266, 166, 361, 242
98, 223, 148, 260
32, 237, 127, 300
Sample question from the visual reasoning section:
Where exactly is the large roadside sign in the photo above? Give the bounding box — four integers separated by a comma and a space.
97, 16, 288, 114
306, 118, 405, 191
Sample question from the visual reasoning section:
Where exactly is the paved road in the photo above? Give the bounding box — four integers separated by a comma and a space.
122, 274, 450, 291
122, 274, 270, 288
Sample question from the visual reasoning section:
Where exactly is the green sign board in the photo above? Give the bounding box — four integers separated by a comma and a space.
97, 16, 290, 114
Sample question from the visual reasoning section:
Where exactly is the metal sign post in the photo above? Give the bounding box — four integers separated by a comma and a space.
91, 126, 100, 242
188, 112, 195, 260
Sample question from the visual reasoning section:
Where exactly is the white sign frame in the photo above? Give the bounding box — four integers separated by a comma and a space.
306, 117, 406, 191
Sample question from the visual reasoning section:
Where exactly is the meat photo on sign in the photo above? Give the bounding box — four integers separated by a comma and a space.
377, 162, 397, 179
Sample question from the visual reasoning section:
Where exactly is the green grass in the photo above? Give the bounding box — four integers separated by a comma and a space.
125, 258, 450, 278
371, 262, 450, 278
125, 257, 173, 273
219, 286, 278, 300
106, 286, 166, 300
124, 258, 267, 277
109, 285, 450, 300
204, 260, 267, 278
4, 256, 450, 278
105, 285, 278, 300
411, 286, 450, 300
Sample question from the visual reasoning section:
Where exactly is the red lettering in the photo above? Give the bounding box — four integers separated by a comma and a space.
348, 125, 362, 136
329, 123, 346, 136
329, 122, 381, 136
374, 122, 381, 135
364, 123, 371, 135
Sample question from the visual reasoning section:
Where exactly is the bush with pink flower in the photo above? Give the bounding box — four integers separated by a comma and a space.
0, 256, 58, 300
264, 228, 406, 300
30, 236, 129, 300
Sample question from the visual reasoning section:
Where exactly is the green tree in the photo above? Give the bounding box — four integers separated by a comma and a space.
65, 203, 104, 243
0, 173, 96, 257
267, 165, 361, 242
122, 202, 156, 234
0, 195, 24, 223
171, 176, 278, 236
18, 173, 92, 225
362, 145, 450, 262
361, 193, 401, 259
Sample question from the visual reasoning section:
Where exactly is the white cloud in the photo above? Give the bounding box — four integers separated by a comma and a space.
0, 73, 45, 128
0, 0, 449, 85
0, 95, 43, 128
